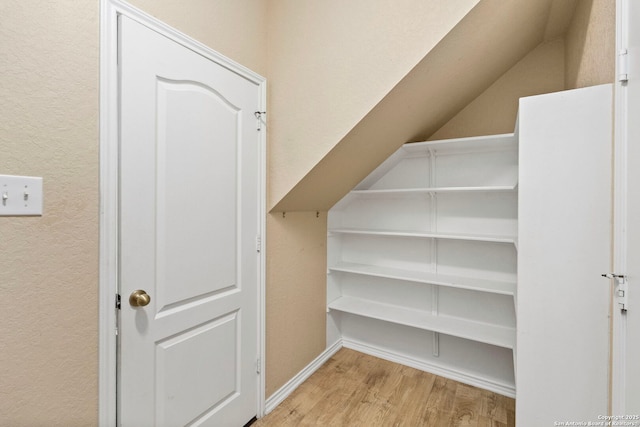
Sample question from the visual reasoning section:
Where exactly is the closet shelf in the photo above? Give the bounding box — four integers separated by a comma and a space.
328, 228, 518, 246
351, 185, 518, 196
328, 262, 516, 296
403, 133, 517, 154
328, 296, 516, 349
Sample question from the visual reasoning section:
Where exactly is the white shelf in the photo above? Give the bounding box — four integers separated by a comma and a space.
328, 228, 518, 246
351, 185, 517, 196
328, 296, 516, 349
404, 133, 517, 154
329, 262, 516, 296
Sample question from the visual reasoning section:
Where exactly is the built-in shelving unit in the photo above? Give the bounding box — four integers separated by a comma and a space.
327, 133, 518, 397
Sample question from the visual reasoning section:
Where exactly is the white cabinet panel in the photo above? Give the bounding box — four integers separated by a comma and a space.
516, 85, 612, 425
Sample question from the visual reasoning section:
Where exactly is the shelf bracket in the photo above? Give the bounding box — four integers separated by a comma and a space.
602, 273, 628, 311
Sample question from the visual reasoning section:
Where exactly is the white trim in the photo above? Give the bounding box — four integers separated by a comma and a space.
98, 1, 120, 425
99, 0, 267, 424
342, 339, 516, 398
612, 0, 629, 415
257, 70, 268, 419
264, 341, 343, 415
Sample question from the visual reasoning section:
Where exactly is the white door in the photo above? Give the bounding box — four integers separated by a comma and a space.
118, 16, 262, 427
516, 85, 613, 425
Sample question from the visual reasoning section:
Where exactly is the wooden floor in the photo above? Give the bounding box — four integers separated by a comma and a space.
255, 348, 515, 427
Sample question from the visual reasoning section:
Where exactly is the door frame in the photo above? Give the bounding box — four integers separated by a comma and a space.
612, 0, 626, 414
98, 1, 267, 424
612, 0, 632, 415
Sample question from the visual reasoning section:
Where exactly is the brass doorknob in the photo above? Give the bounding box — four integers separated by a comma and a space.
129, 290, 151, 307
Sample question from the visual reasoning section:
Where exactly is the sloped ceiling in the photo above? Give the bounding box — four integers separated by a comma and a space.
271, 0, 576, 212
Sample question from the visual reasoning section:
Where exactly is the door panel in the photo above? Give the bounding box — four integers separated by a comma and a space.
118, 16, 260, 427
156, 79, 239, 308
516, 85, 613, 425
156, 312, 239, 426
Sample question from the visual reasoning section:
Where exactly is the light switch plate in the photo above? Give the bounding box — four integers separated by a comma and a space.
0, 175, 43, 216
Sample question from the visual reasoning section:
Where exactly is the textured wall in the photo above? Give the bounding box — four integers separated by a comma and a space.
265, 212, 327, 397
431, 0, 616, 140
0, 1, 99, 425
266, 0, 480, 210
430, 39, 566, 140
270, 0, 580, 213
565, 0, 615, 89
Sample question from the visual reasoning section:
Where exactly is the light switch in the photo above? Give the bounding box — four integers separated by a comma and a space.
0, 175, 43, 216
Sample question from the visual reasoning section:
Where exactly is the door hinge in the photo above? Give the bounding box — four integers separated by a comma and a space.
618, 49, 629, 83
602, 273, 628, 311
254, 111, 266, 131
256, 235, 261, 253
115, 293, 121, 310
256, 358, 261, 374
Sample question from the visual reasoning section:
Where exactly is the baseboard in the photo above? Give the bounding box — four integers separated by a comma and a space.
264, 340, 343, 415
342, 338, 516, 398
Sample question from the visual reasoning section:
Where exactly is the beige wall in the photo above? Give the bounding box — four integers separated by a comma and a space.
0, 2, 99, 425
265, 212, 327, 397
429, 0, 615, 142
431, 39, 566, 140
266, 0, 480, 210
565, 0, 615, 89
270, 0, 568, 213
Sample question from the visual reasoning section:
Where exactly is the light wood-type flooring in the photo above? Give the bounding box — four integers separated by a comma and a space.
255, 348, 515, 427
